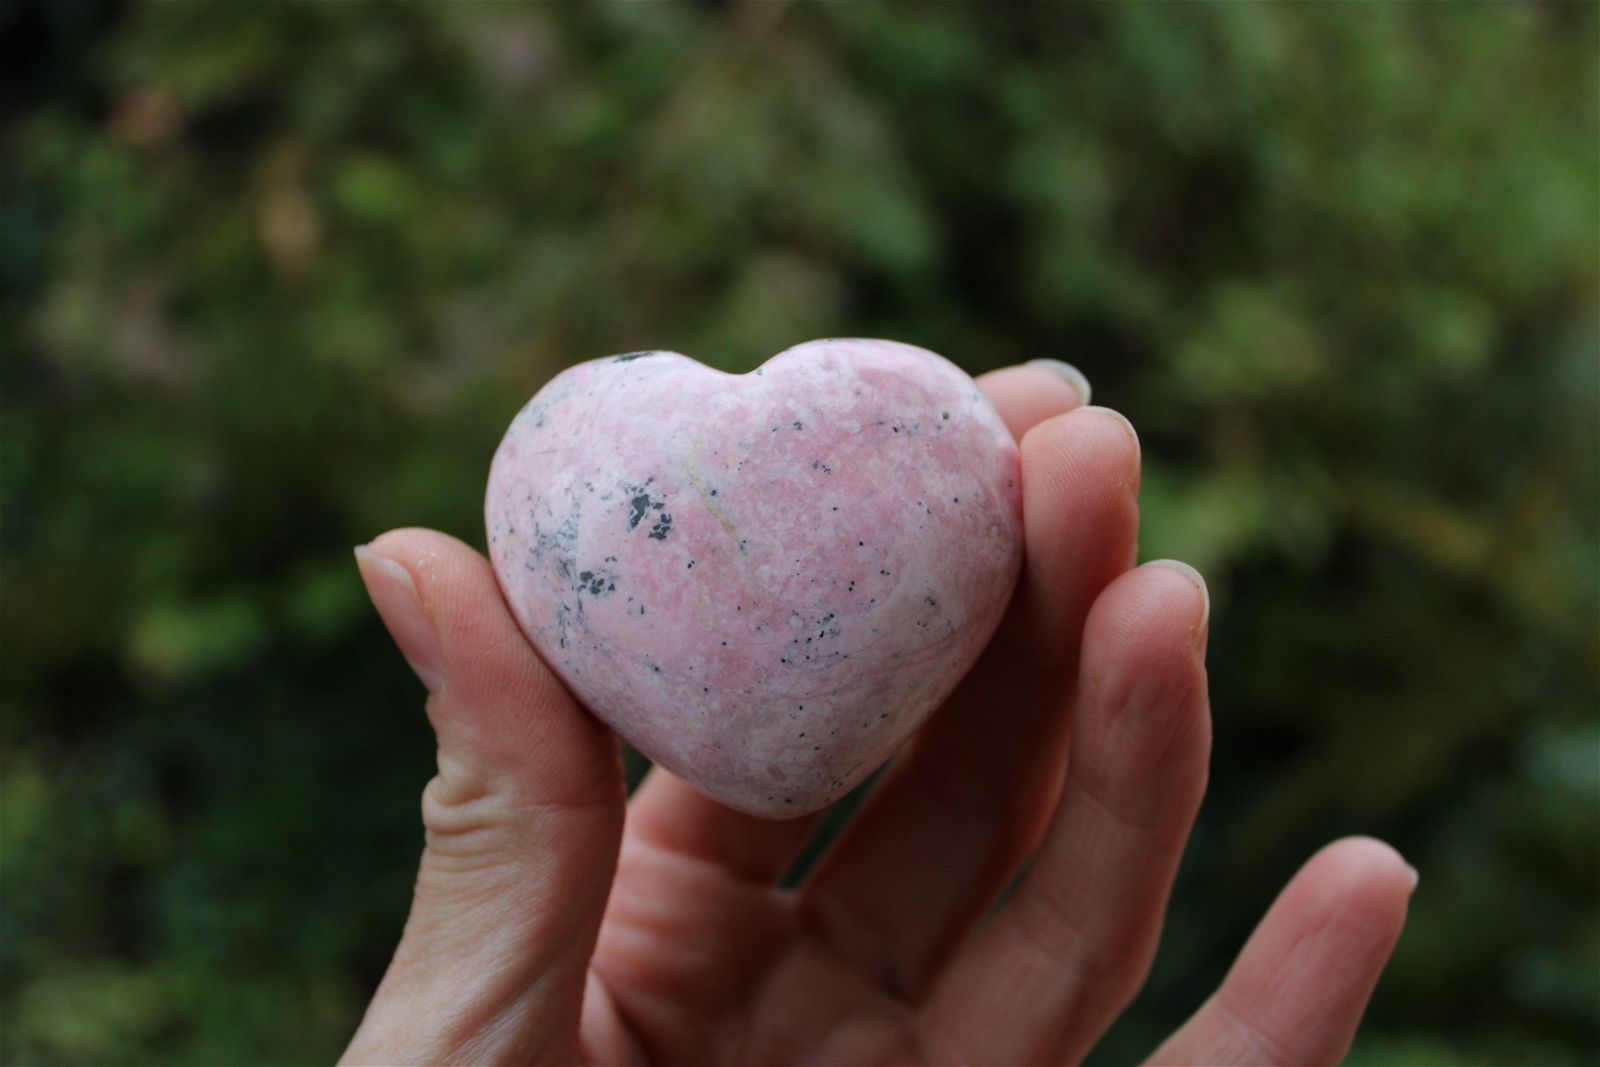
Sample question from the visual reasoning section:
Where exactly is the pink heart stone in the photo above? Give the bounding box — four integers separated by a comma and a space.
485, 339, 1023, 817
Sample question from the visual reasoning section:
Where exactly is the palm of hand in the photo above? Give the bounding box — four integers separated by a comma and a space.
590, 832, 928, 1065
344, 364, 1413, 1067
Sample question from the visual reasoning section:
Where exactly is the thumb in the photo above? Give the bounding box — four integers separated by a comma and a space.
342, 528, 626, 1067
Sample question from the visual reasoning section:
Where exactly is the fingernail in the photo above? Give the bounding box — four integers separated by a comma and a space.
1147, 559, 1210, 648
1083, 404, 1141, 466
1405, 863, 1420, 891
355, 544, 446, 694
1026, 359, 1093, 407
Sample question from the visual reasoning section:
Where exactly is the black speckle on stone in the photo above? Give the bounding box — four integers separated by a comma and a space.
624, 482, 666, 531
942, 411, 950, 420
613, 351, 658, 363
793, 420, 803, 430
627, 494, 652, 530
648, 513, 673, 540
687, 560, 695, 569
575, 569, 617, 597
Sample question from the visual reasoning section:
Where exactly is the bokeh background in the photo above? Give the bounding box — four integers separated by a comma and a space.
2, 2, 1596, 1063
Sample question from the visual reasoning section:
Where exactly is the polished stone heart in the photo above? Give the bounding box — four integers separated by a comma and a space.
485, 339, 1023, 817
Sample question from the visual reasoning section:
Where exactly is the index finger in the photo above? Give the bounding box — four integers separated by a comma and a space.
977, 359, 1093, 440
799, 400, 1142, 999
619, 359, 1093, 890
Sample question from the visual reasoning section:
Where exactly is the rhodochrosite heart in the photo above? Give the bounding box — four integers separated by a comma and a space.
485, 339, 1023, 817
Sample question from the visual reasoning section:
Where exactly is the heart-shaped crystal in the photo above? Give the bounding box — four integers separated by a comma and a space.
486, 339, 1022, 817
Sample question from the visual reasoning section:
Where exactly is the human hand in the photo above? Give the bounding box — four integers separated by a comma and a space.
343, 361, 1415, 1066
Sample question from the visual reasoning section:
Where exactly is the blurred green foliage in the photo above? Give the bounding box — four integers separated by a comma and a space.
2, 2, 1596, 1063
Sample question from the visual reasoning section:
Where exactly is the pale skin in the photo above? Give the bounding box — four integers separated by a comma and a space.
344, 363, 1416, 1066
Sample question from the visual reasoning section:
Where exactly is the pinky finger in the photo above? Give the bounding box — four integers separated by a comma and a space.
1146, 837, 1416, 1067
